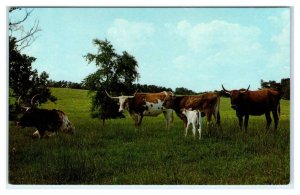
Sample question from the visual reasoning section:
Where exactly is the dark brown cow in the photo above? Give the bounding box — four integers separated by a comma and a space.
106, 91, 174, 129
163, 93, 221, 130
17, 95, 75, 138
222, 85, 281, 132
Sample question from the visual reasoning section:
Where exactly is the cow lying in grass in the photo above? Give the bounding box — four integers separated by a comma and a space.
17, 95, 75, 139
182, 108, 202, 140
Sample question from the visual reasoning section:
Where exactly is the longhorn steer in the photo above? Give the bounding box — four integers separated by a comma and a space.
106, 91, 174, 129
164, 93, 221, 131
222, 85, 281, 132
17, 95, 75, 138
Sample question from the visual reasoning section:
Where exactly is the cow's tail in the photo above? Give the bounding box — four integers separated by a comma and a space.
278, 102, 281, 117
198, 110, 201, 128
215, 96, 221, 125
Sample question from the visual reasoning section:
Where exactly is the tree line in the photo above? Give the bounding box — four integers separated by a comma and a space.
46, 78, 290, 100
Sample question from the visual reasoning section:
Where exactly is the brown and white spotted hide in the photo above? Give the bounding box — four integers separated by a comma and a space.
108, 91, 174, 129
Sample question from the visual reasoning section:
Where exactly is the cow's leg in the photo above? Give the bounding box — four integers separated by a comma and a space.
185, 123, 189, 137
137, 114, 143, 127
265, 112, 272, 130
238, 115, 243, 131
244, 114, 249, 133
198, 127, 202, 140
163, 109, 173, 130
192, 122, 196, 140
212, 110, 222, 134
181, 114, 188, 129
206, 112, 213, 135
38, 129, 45, 139
216, 111, 221, 127
271, 110, 279, 131
212, 110, 221, 129
130, 114, 138, 127
130, 113, 140, 129
198, 112, 202, 140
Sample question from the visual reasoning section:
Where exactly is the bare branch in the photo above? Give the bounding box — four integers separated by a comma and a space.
9, 8, 33, 28
15, 19, 41, 51
9, 8, 41, 51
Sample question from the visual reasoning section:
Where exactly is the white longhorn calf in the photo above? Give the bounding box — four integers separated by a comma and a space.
182, 108, 202, 140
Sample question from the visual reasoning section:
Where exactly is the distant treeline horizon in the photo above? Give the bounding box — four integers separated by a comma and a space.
47, 78, 290, 100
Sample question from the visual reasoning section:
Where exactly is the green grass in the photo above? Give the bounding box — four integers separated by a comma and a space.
8, 88, 290, 185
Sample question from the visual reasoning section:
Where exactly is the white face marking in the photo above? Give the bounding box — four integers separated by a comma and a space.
118, 96, 129, 112
143, 99, 165, 116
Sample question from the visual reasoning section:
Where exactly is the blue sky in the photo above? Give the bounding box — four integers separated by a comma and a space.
10, 7, 291, 92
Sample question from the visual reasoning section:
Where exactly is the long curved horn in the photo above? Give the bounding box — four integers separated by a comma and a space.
17, 96, 31, 111
222, 85, 231, 94
105, 90, 119, 99
241, 85, 250, 93
17, 96, 25, 108
17, 96, 22, 105
133, 89, 139, 96
31, 94, 40, 106
246, 85, 250, 92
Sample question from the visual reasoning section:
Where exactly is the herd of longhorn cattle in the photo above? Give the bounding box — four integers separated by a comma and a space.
16, 85, 282, 140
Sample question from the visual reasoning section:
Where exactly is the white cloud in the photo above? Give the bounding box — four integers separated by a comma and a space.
176, 20, 191, 34
107, 18, 155, 52
267, 10, 290, 70
175, 20, 262, 58
167, 19, 278, 90
173, 55, 194, 69
172, 19, 266, 72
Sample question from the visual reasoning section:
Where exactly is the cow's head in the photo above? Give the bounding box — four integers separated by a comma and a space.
16, 94, 40, 127
17, 109, 35, 128
181, 108, 192, 115
161, 92, 176, 109
105, 90, 137, 113
222, 85, 250, 110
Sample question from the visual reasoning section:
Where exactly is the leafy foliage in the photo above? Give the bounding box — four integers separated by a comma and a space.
260, 78, 290, 100
174, 87, 197, 95
83, 39, 140, 122
133, 84, 173, 93
9, 38, 57, 104
47, 80, 85, 89
9, 8, 56, 120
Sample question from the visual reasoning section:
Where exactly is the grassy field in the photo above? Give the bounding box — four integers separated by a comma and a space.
8, 88, 290, 185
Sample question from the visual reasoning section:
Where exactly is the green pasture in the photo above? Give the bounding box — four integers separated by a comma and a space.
8, 88, 290, 185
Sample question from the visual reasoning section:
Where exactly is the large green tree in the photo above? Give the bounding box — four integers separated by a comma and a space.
9, 8, 56, 119
9, 38, 56, 110
84, 39, 140, 124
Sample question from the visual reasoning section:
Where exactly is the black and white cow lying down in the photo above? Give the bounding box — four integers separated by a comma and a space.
17, 95, 75, 139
